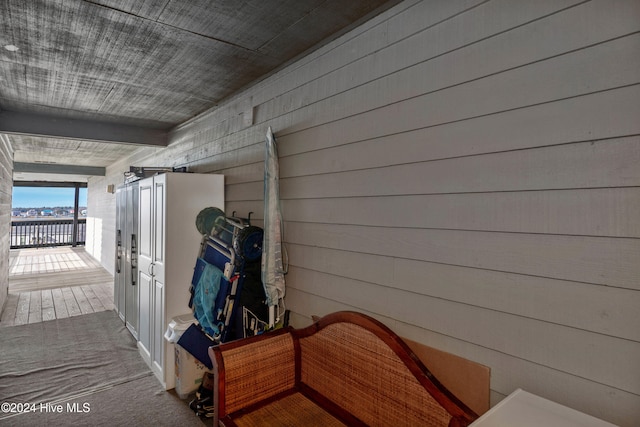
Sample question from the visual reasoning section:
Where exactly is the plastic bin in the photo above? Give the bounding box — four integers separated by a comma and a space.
165, 314, 211, 398
164, 313, 198, 343
174, 343, 213, 399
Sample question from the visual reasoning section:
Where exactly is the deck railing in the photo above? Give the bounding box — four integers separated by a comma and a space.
10, 218, 86, 249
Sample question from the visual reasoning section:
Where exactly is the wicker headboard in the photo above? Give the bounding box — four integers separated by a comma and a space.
293, 311, 478, 426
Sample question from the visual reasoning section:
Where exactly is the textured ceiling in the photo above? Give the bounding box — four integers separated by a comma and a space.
0, 0, 398, 181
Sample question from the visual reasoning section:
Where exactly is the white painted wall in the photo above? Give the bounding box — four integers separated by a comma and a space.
88, 1, 640, 424
86, 174, 117, 274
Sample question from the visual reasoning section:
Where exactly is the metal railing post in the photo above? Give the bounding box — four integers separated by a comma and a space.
72, 183, 80, 247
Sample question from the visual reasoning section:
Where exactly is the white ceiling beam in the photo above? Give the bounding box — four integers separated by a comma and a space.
0, 111, 169, 146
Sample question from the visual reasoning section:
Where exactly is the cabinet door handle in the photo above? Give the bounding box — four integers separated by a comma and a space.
116, 230, 122, 273
148, 263, 154, 277
130, 234, 137, 286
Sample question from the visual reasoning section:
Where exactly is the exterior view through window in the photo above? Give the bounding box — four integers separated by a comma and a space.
10, 186, 87, 248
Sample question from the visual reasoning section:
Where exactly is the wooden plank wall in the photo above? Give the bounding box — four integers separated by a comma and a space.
85, 173, 118, 274
0, 135, 13, 314
90, 1, 640, 424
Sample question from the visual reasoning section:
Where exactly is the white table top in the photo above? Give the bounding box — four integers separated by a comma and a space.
469, 388, 618, 427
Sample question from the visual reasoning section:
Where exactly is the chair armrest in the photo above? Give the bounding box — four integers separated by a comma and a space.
209, 329, 297, 421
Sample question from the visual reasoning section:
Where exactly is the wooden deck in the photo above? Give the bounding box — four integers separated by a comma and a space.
1, 247, 114, 327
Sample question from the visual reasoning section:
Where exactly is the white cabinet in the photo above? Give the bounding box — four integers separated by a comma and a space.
137, 172, 224, 389
114, 181, 139, 339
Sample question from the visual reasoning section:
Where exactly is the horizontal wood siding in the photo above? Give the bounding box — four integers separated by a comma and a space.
0, 135, 13, 314
91, 1, 640, 425
86, 174, 118, 274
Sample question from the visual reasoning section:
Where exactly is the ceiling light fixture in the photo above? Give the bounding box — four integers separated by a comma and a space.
4, 44, 19, 52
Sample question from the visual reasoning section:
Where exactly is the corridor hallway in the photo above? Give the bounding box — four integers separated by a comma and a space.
1, 246, 113, 327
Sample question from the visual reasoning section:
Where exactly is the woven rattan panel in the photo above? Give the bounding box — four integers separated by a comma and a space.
233, 392, 347, 427
223, 333, 296, 414
299, 323, 452, 426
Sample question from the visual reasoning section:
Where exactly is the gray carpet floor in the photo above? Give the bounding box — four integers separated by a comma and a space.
0, 311, 207, 426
